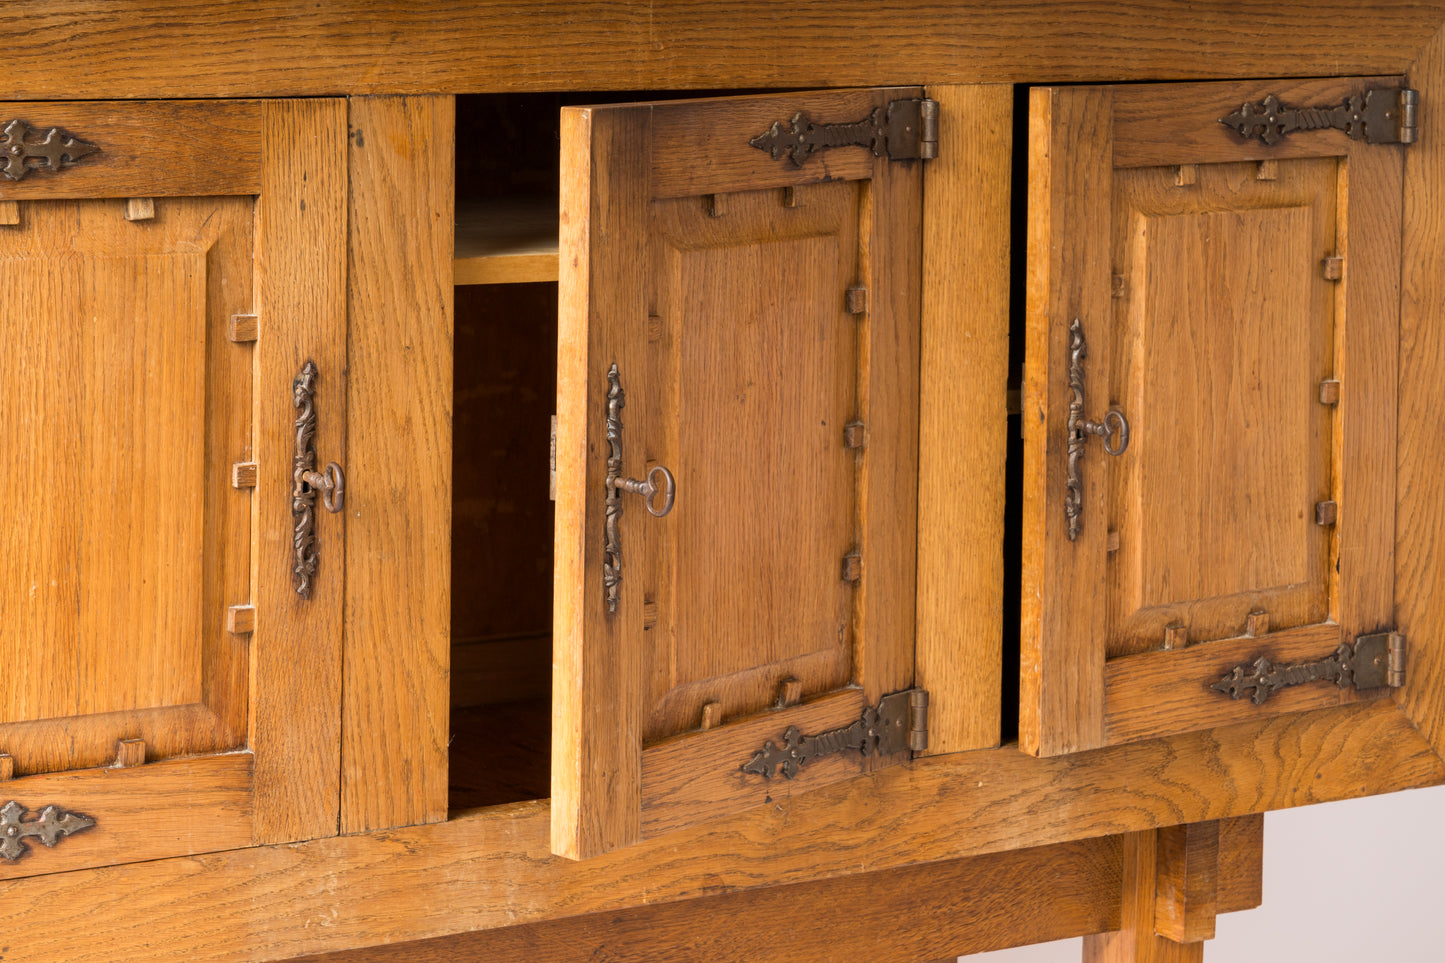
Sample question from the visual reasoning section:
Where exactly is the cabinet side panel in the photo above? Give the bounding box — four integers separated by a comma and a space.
1399, 32, 1445, 752
252, 98, 349, 844
916, 83, 1011, 754
341, 95, 454, 832
1020, 85, 1113, 755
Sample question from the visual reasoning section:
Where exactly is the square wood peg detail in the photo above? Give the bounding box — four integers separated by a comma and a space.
841, 552, 863, 583
1245, 610, 1269, 637
0, 754, 13, 781
123, 197, 156, 221
776, 677, 803, 708
0, 201, 19, 226
227, 604, 256, 635
1318, 379, 1341, 405
699, 702, 723, 731
1163, 624, 1188, 651
229, 313, 260, 342
1173, 164, 1198, 187
114, 738, 147, 768
843, 421, 867, 449
231, 462, 258, 489
845, 285, 868, 315
1255, 159, 1279, 181
1321, 256, 1344, 281
1315, 500, 1339, 526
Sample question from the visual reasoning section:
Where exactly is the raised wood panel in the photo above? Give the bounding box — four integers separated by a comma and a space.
555, 89, 919, 858
342, 95, 454, 833
251, 98, 348, 845
0, 701, 1435, 963
0, 100, 261, 198
0, 4, 1436, 98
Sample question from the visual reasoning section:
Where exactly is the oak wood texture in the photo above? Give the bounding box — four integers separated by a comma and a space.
0, 701, 1432, 962
0, 753, 253, 882
342, 95, 454, 833
454, 197, 558, 284
1154, 820, 1220, 943
288, 836, 1123, 963
0, 3, 1439, 99
915, 84, 1011, 755
251, 98, 348, 844
1022, 84, 1113, 756
1400, 21, 1445, 759
0, 100, 261, 198
1216, 813, 1265, 916
554, 88, 920, 859
1024, 77, 1402, 756
0, 194, 252, 776
1084, 829, 1204, 963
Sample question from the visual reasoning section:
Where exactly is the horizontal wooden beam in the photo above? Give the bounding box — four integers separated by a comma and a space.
0, 1, 1439, 99
1, 701, 1438, 962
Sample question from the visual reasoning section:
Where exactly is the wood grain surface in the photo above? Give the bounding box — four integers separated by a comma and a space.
0, 701, 1435, 963
1400, 21, 1445, 758
341, 95, 454, 833
915, 84, 1011, 755
251, 99, 348, 845
0, 3, 1436, 98
1084, 829, 1204, 963
1153, 821, 1220, 943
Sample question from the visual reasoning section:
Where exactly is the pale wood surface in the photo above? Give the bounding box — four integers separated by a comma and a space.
454, 197, 558, 284
1084, 829, 1204, 963
289, 836, 1123, 963
0, 101, 261, 198
0, 753, 253, 882
915, 83, 1011, 755
1021, 84, 1113, 755
1400, 21, 1445, 757
342, 95, 454, 833
251, 98, 347, 844
0, 701, 1435, 962
0, 3, 1437, 98
553, 103, 649, 859
1216, 813, 1264, 915
1154, 821, 1220, 943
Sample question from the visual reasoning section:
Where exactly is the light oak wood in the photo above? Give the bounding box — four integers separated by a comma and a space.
555, 89, 920, 857
1400, 21, 1445, 758
0, 3, 1437, 98
1154, 821, 1220, 943
0, 200, 19, 225
251, 98, 347, 844
917, 84, 1010, 755
229, 312, 259, 342
0, 701, 1432, 962
342, 95, 454, 833
113, 737, 146, 768
454, 197, 558, 284
0, 100, 261, 198
226, 604, 256, 635
1022, 84, 1113, 755
1216, 813, 1264, 916
1084, 829, 1204, 963
122, 196, 154, 220
288, 836, 1124, 963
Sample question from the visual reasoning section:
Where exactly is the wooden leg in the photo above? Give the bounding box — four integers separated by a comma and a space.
1082, 814, 1261, 963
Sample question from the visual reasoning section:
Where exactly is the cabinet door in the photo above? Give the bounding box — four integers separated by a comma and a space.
0, 99, 346, 876
555, 89, 922, 858
1022, 78, 1402, 755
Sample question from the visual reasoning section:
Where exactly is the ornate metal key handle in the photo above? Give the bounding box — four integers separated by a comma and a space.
293, 361, 347, 599
603, 364, 676, 614
1065, 319, 1130, 541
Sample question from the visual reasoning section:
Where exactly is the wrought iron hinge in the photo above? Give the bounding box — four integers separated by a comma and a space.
1211, 631, 1406, 706
750, 98, 939, 168
741, 688, 929, 779
0, 801, 95, 861
1221, 87, 1418, 146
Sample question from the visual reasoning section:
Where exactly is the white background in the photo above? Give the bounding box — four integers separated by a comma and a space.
962, 782, 1445, 961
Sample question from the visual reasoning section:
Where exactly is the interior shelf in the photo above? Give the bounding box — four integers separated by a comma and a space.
455, 196, 559, 285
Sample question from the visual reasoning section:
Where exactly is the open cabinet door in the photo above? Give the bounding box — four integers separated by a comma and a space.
554, 89, 923, 859
1022, 78, 1405, 756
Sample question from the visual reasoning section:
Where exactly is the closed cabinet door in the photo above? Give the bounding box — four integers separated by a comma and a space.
1023, 78, 1404, 756
0, 98, 346, 877
554, 89, 924, 859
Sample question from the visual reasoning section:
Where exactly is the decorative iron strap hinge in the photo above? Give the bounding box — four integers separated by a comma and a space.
1220, 87, 1418, 146
1211, 631, 1406, 706
741, 688, 928, 779
0, 801, 95, 861
750, 98, 939, 167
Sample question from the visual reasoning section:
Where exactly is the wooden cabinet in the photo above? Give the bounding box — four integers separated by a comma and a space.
1023, 78, 1404, 756
2, 7, 1445, 963
0, 99, 347, 876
